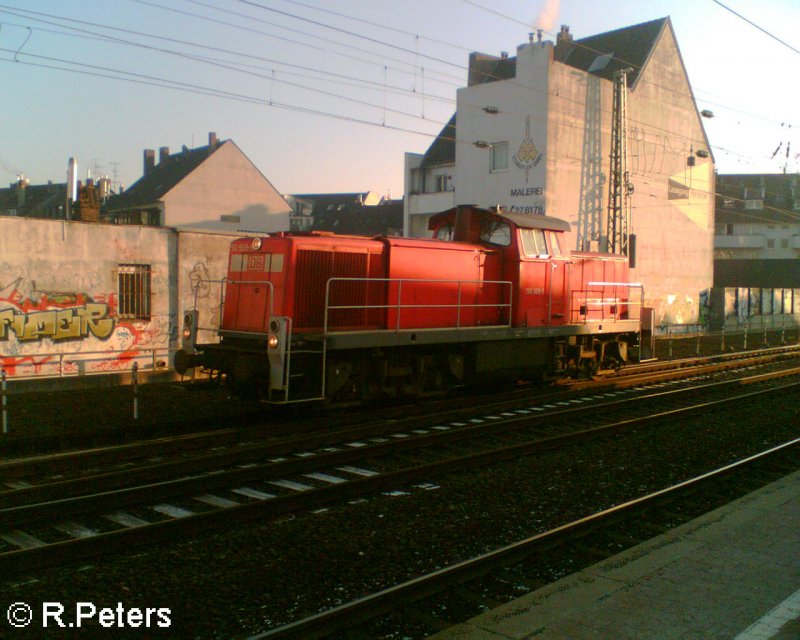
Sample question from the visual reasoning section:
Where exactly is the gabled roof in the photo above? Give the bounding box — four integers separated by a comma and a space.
468, 53, 517, 86
716, 173, 800, 225
313, 200, 404, 235
559, 17, 669, 86
417, 18, 672, 171
104, 141, 223, 212
290, 192, 377, 214
421, 114, 457, 168
0, 182, 67, 217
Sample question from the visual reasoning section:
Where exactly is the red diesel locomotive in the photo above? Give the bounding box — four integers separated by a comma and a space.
176, 205, 643, 403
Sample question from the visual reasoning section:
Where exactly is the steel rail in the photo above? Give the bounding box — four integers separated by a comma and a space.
4, 343, 798, 484
1, 378, 798, 577
250, 438, 800, 639
3, 366, 799, 515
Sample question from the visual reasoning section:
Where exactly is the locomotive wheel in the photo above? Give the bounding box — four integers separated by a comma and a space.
578, 357, 598, 378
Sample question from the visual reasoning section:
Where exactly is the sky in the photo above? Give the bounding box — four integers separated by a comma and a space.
0, 0, 798, 199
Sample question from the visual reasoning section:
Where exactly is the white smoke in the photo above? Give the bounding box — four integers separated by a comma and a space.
534, 0, 561, 31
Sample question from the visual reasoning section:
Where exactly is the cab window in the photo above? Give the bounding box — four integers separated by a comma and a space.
520, 228, 548, 257
435, 223, 455, 241
549, 232, 563, 257
480, 220, 511, 246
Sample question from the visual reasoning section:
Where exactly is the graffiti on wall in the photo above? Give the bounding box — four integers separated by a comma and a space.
0, 279, 114, 342
0, 274, 173, 378
189, 261, 212, 298
0, 303, 114, 342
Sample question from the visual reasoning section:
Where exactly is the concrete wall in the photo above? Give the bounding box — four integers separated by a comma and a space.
420, 28, 714, 326
164, 141, 292, 234
455, 42, 550, 214
0, 217, 234, 378
176, 231, 236, 346
605, 25, 714, 325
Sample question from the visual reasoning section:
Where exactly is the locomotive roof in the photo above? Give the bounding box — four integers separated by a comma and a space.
497, 211, 571, 232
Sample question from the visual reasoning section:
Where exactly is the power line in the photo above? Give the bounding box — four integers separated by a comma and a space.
2, 0, 796, 176
0, 48, 444, 137
277, 0, 472, 53
233, 0, 465, 70
0, 7, 456, 120
134, 0, 464, 87
711, 0, 800, 56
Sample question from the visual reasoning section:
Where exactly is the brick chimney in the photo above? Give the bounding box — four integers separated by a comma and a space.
555, 25, 574, 62
159, 146, 170, 164
15, 175, 28, 207
209, 131, 218, 147
143, 149, 155, 176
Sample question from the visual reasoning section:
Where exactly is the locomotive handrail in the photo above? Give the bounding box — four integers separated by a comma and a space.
191, 277, 274, 336
322, 277, 514, 335
570, 282, 644, 324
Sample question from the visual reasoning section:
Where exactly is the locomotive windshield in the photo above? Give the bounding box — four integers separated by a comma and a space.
479, 219, 511, 246
520, 228, 548, 257
519, 229, 564, 258
435, 222, 455, 241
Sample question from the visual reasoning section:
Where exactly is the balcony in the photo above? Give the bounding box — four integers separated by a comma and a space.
714, 235, 767, 250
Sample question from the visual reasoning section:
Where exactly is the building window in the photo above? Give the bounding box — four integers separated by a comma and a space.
767, 239, 775, 249
781, 238, 789, 248
726, 223, 734, 235
435, 174, 448, 192
491, 142, 508, 172
118, 264, 151, 320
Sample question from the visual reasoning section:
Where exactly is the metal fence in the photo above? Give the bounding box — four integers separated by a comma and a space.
0, 347, 171, 381
654, 316, 800, 358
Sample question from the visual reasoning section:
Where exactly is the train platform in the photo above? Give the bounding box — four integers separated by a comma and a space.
430, 470, 800, 640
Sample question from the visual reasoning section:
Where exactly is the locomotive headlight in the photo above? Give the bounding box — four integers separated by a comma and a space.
268, 334, 280, 349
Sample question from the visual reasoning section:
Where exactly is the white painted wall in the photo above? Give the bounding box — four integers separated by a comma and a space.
164, 141, 292, 234
455, 42, 550, 214
404, 27, 715, 325
404, 152, 456, 237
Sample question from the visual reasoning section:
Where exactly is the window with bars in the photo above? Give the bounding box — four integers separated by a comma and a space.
118, 264, 151, 320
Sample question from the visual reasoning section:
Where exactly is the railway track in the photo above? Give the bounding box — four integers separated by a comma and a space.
251, 439, 800, 639
3, 343, 799, 486
2, 364, 798, 577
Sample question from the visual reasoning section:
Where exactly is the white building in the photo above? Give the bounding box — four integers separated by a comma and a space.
103, 133, 291, 234
709, 173, 800, 327
405, 19, 715, 326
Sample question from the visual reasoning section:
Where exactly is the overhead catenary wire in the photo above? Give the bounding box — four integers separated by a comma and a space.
2, 48, 793, 223
0, 3, 740, 158
0, 0, 796, 181
711, 0, 800, 57
132, 0, 466, 87
3, 0, 795, 145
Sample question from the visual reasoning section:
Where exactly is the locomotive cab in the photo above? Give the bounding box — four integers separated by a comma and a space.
429, 205, 573, 328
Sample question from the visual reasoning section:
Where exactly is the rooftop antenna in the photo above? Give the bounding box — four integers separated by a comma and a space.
110, 161, 121, 192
